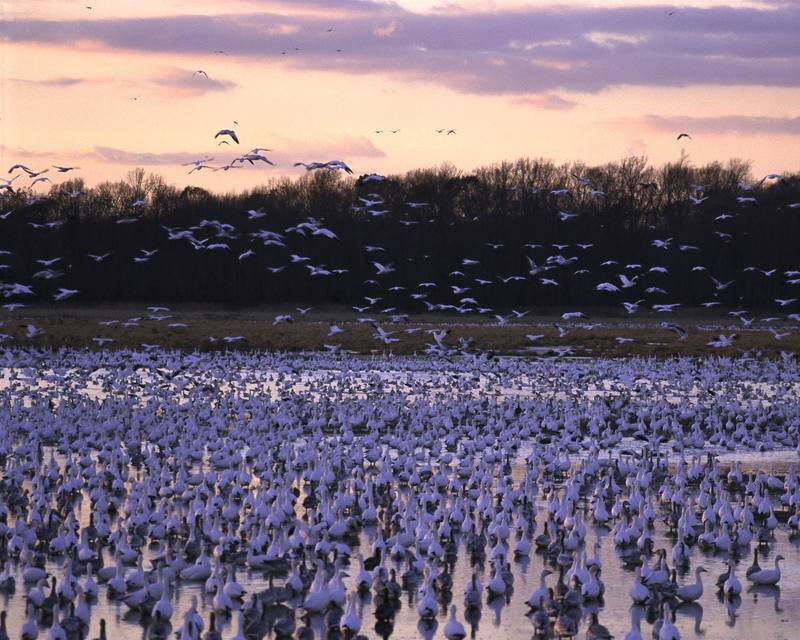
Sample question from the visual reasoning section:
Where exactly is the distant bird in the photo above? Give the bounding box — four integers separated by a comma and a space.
182, 157, 214, 168
328, 324, 344, 337
52, 165, 80, 172
54, 288, 79, 301
215, 129, 239, 144
661, 322, 688, 340
373, 262, 395, 275
711, 277, 735, 291
596, 282, 620, 293
23, 324, 44, 338
194, 70, 209, 78
707, 333, 738, 348
677, 133, 692, 140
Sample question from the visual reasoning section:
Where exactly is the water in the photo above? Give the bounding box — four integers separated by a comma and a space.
0, 347, 799, 639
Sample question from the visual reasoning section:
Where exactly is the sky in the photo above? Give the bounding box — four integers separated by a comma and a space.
2, 0, 799, 192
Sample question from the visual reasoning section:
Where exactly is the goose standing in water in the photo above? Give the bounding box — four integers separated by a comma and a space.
676, 566, 706, 602
749, 555, 784, 585
723, 557, 742, 597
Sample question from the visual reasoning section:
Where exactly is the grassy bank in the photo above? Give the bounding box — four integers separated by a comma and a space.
1, 305, 798, 357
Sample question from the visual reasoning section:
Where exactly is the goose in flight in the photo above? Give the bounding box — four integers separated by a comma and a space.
52, 165, 80, 173
707, 333, 737, 348
188, 164, 215, 174
8, 163, 46, 176
326, 160, 353, 173
23, 324, 44, 338
373, 261, 395, 275
651, 238, 672, 249
661, 322, 688, 340
182, 157, 214, 167
294, 160, 353, 173
233, 153, 275, 166
214, 129, 239, 144
36, 257, 63, 267
653, 303, 681, 312
677, 133, 691, 140
622, 300, 645, 314
0, 177, 18, 191
54, 288, 79, 301
760, 173, 788, 186
618, 274, 638, 288
711, 277, 734, 291
327, 324, 344, 336
194, 70, 209, 78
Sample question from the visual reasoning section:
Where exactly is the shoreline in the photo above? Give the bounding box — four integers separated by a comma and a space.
2, 305, 798, 357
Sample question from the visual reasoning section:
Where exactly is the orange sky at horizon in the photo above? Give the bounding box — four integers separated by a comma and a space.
2, 0, 799, 193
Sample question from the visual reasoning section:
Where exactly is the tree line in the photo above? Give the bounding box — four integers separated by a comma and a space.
1, 156, 798, 312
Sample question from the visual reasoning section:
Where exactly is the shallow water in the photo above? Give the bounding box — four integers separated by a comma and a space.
1, 350, 799, 639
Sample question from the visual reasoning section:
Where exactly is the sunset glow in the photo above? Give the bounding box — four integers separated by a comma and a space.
3, 0, 799, 191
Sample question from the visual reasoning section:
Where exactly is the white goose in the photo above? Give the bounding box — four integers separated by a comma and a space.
748, 555, 783, 585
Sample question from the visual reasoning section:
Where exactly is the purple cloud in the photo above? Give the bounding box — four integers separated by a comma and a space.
644, 115, 800, 136
511, 94, 577, 111
3, 4, 800, 94
149, 69, 237, 96
91, 147, 202, 166
90, 136, 384, 168
8, 77, 86, 87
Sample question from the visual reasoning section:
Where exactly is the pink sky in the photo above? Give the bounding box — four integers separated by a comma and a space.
2, 0, 799, 192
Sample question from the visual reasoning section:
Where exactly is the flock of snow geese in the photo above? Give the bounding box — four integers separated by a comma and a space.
0, 347, 798, 640
1, 126, 800, 640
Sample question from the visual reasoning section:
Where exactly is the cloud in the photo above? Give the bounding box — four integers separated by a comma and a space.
3, 4, 800, 95
88, 136, 384, 168
512, 93, 577, 111
148, 68, 238, 97
91, 147, 203, 166
374, 19, 402, 37
8, 77, 86, 87
285, 136, 386, 160
643, 115, 800, 136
